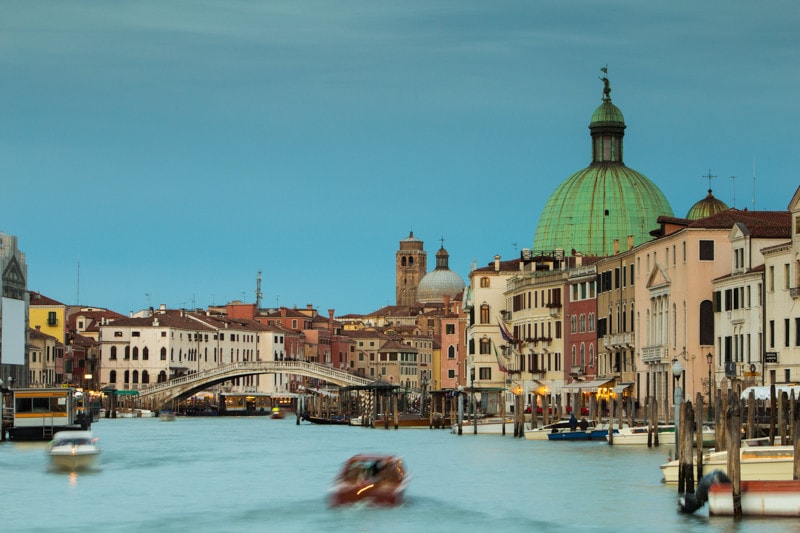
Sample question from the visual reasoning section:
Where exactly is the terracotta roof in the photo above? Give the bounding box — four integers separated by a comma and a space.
29, 291, 66, 306
686, 209, 790, 238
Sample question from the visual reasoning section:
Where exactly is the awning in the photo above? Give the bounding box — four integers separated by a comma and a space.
740, 385, 800, 401
562, 379, 612, 392
612, 383, 634, 394
114, 390, 139, 396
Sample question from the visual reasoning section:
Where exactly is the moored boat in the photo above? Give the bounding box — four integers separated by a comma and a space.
660, 445, 794, 484
301, 414, 350, 425
608, 424, 715, 446
450, 416, 515, 434
46, 430, 101, 471
328, 454, 409, 507
708, 479, 800, 516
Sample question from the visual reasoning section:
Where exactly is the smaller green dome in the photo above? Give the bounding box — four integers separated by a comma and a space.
686, 189, 729, 220
590, 100, 625, 126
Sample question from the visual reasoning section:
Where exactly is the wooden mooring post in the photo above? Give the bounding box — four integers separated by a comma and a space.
725, 390, 742, 519
695, 393, 704, 484
677, 400, 695, 495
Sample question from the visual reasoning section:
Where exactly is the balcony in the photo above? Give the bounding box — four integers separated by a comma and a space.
642, 345, 669, 364
605, 332, 634, 349
570, 366, 584, 377
790, 287, 800, 299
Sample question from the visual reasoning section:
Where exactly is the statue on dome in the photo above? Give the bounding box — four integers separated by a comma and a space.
599, 66, 610, 100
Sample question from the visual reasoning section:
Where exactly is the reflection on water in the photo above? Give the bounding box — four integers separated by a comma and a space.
0, 416, 795, 533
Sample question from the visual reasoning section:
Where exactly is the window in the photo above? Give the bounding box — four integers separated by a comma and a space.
699, 240, 715, 261
132, 347, 139, 360
479, 367, 492, 380
109, 370, 116, 384
47, 311, 57, 326
448, 346, 456, 359
480, 304, 490, 324
479, 338, 491, 354
448, 369, 456, 379
480, 277, 490, 288
588, 313, 595, 332
132, 331, 140, 337
110, 346, 117, 360
446, 324, 455, 335
124, 346, 130, 360
160, 347, 167, 360
785, 318, 791, 347
143, 347, 149, 360
785, 264, 791, 290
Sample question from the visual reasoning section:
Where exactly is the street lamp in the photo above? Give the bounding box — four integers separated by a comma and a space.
470, 366, 477, 434
672, 358, 684, 454
706, 352, 713, 421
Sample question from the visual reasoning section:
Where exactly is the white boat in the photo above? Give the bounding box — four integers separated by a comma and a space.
660, 445, 794, 484
451, 417, 515, 434
708, 479, 800, 516
608, 424, 715, 446
46, 430, 101, 471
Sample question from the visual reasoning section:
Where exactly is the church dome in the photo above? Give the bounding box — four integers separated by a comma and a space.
686, 189, 729, 220
416, 247, 465, 303
533, 74, 673, 256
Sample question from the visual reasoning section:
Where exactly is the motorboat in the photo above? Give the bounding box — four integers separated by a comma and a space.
680, 471, 800, 517
524, 419, 592, 440
328, 454, 409, 507
608, 424, 715, 446
270, 407, 285, 419
660, 445, 794, 484
46, 430, 101, 471
708, 479, 800, 516
159, 409, 176, 421
547, 424, 618, 441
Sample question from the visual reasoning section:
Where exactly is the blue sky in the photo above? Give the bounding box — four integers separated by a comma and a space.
2, 1, 798, 316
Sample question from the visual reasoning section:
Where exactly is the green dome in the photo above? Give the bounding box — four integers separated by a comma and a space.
533, 79, 673, 256
590, 100, 625, 127
533, 165, 674, 256
686, 189, 728, 220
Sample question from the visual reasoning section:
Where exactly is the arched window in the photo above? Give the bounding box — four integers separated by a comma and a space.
408, 257, 414, 266
124, 346, 130, 360
142, 347, 149, 360
124, 370, 130, 384
132, 346, 139, 360
401, 257, 407, 266
109, 370, 117, 384
589, 344, 595, 366
479, 337, 491, 354
699, 300, 714, 345
579, 314, 586, 333
571, 315, 577, 333
110, 346, 117, 360
480, 304, 490, 324
142, 370, 150, 384
571, 345, 577, 366
161, 347, 167, 360
132, 370, 139, 384
448, 345, 456, 359
158, 371, 167, 383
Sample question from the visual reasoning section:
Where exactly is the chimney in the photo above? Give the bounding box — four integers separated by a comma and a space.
627, 235, 634, 250
444, 295, 450, 312
613, 238, 620, 255
576, 252, 583, 267
494, 255, 501, 271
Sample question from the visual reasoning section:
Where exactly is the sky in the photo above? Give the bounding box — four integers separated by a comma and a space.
2, 1, 799, 317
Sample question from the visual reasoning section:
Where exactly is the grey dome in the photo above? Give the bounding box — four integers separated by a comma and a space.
416, 247, 465, 303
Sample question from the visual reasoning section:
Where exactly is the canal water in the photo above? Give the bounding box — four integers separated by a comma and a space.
0, 416, 796, 533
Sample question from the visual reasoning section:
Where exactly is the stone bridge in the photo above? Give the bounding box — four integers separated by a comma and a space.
133, 360, 373, 410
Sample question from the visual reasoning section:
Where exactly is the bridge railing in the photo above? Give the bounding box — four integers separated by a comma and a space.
136, 360, 372, 398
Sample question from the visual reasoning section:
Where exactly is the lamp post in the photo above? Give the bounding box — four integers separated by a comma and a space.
672, 358, 684, 455
470, 366, 477, 434
706, 352, 713, 422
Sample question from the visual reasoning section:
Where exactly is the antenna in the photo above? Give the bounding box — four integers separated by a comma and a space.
255, 270, 263, 309
730, 176, 736, 207
752, 158, 756, 210
76, 255, 80, 306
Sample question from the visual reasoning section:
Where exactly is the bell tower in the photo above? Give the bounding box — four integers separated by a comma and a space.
395, 232, 427, 306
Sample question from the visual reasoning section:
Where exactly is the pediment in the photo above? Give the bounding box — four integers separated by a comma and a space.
2, 256, 25, 289
646, 262, 670, 289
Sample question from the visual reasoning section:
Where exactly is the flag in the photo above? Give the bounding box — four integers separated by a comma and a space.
600, 66, 608, 74
493, 345, 508, 373
497, 318, 516, 344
